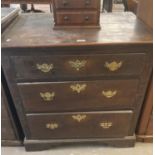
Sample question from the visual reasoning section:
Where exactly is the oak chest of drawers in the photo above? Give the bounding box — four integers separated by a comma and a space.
52, 0, 101, 29
1, 12, 152, 151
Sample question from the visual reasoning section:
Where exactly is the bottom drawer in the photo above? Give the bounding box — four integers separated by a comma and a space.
27, 111, 133, 139
56, 11, 98, 25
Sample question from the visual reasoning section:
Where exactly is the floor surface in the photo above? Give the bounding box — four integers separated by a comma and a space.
2, 143, 152, 155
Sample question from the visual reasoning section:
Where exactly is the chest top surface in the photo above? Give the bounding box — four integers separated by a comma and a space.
1, 12, 152, 48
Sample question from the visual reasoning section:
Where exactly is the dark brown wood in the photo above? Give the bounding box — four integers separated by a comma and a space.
135, 0, 153, 143
1, 7, 24, 146
136, 77, 153, 142
11, 53, 146, 80
1, 13, 152, 48
54, 0, 99, 9
1, 119, 16, 140
55, 11, 98, 25
24, 136, 136, 151
144, 113, 153, 142
2, 140, 23, 146
102, 0, 128, 12
27, 111, 133, 139
137, 0, 153, 29
52, 0, 100, 29
1, 12, 153, 151
18, 80, 138, 113
127, 0, 139, 14
1, 83, 23, 146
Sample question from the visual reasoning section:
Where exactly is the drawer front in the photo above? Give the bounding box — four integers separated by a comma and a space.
11, 53, 146, 80
56, 11, 98, 25
27, 111, 133, 139
18, 80, 139, 113
54, 0, 100, 9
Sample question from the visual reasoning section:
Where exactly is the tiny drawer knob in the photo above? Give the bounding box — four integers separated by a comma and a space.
40, 92, 55, 101
70, 84, 87, 93
36, 63, 53, 73
100, 121, 113, 129
72, 114, 87, 122
46, 123, 59, 130
102, 90, 117, 98
105, 61, 123, 72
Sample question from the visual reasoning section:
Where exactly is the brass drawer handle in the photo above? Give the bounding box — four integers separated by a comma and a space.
68, 60, 87, 71
46, 123, 59, 130
102, 90, 117, 98
40, 92, 55, 101
70, 84, 87, 93
105, 61, 123, 71
100, 121, 113, 129
36, 63, 54, 73
72, 114, 87, 122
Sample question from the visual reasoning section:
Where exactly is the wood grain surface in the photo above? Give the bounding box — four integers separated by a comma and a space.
17, 80, 139, 112
1, 13, 152, 48
137, 0, 153, 29
11, 53, 146, 80
26, 111, 133, 139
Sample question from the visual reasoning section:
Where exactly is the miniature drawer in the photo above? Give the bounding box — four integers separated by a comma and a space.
55, 11, 98, 25
53, 0, 100, 9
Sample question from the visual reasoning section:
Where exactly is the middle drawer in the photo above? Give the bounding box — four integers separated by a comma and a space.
17, 80, 139, 113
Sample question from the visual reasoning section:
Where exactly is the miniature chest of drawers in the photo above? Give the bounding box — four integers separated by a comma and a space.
1, 12, 152, 151
52, 0, 101, 29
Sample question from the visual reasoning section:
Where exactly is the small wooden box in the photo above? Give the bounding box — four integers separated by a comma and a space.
52, 0, 101, 29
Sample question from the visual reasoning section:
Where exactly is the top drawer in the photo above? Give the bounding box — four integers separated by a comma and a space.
53, 0, 100, 9
11, 53, 146, 80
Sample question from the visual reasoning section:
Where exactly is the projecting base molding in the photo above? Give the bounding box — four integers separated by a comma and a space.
24, 135, 136, 151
